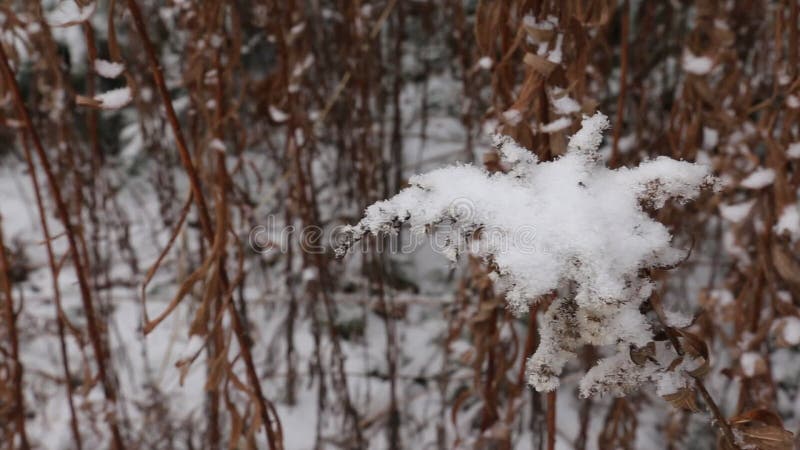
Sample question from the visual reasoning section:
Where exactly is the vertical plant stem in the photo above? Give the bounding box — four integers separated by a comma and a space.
390, 1, 404, 193
124, 0, 215, 241
0, 218, 30, 450
372, 252, 401, 450
546, 391, 556, 450
611, 0, 629, 169
652, 291, 739, 448
790, 0, 798, 78
692, 375, 740, 449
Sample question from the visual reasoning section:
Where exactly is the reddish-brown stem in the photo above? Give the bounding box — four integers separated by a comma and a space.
0, 218, 30, 449
651, 291, 739, 448
791, 0, 798, 79
692, 375, 739, 449
611, 0, 629, 169
546, 390, 556, 450
124, 0, 215, 242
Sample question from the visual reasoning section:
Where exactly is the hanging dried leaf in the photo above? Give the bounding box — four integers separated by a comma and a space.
523, 53, 558, 76
629, 342, 656, 366
724, 409, 794, 450
662, 387, 700, 412
772, 243, 800, 287
676, 330, 711, 377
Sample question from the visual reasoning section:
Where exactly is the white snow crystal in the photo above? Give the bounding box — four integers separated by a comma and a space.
779, 70, 792, 85
702, 127, 719, 150
477, 57, 493, 70
551, 91, 581, 115
94, 87, 132, 109
540, 117, 571, 133
787, 142, 800, 159
719, 200, 755, 223
740, 168, 775, 189
47, 1, 95, 27
740, 352, 763, 377
290, 22, 306, 36
209, 138, 226, 153
723, 229, 751, 266
302, 267, 319, 282
339, 112, 714, 396
773, 204, 799, 241
548, 35, 563, 64
94, 59, 125, 79
780, 317, 800, 346
269, 105, 289, 123
664, 309, 693, 328
710, 289, 734, 306
682, 50, 713, 75
618, 134, 636, 154
523, 14, 556, 32
491, 134, 536, 167
502, 109, 522, 126
568, 113, 609, 152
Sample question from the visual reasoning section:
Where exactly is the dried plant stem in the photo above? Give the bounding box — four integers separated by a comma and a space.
610, 0, 629, 168
317, 0, 398, 124
691, 375, 740, 449
790, 0, 798, 78
124, 1, 282, 447
372, 254, 401, 450
546, 391, 556, 450
19, 135, 83, 450
0, 218, 30, 449
651, 292, 739, 449
0, 42, 126, 450
124, 0, 214, 240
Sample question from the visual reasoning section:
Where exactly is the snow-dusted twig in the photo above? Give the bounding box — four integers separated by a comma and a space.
77, 86, 133, 110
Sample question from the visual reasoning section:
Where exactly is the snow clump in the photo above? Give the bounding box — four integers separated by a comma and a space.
338, 112, 716, 397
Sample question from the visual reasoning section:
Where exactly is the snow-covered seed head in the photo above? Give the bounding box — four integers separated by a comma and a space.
567, 112, 610, 154
341, 110, 714, 400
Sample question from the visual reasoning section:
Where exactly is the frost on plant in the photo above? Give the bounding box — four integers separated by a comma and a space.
337, 112, 715, 398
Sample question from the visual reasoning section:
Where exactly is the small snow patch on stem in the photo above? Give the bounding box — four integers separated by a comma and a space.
568, 112, 610, 153
77, 87, 133, 110
94, 59, 125, 79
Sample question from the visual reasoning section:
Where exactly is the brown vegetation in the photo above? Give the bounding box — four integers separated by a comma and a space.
0, 0, 799, 449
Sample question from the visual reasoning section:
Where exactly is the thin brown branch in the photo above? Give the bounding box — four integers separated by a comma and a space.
0, 217, 30, 450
